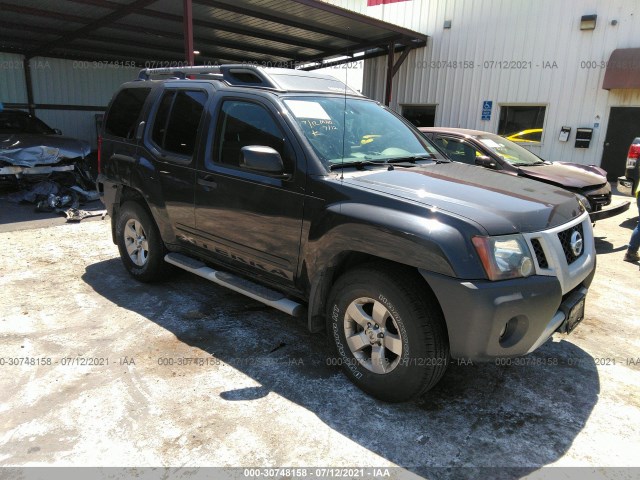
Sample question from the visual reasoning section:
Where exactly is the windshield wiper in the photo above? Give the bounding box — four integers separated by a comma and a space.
516, 162, 546, 167
387, 154, 441, 164
329, 160, 388, 170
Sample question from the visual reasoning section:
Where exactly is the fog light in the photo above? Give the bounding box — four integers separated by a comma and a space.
519, 257, 534, 277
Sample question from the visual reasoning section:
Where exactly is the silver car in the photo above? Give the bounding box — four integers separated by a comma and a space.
0, 109, 91, 177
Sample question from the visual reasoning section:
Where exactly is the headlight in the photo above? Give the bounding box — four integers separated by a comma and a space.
574, 193, 591, 212
472, 234, 534, 281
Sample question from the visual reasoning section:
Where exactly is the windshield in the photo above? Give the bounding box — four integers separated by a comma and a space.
283, 97, 442, 168
0, 111, 56, 135
476, 134, 544, 166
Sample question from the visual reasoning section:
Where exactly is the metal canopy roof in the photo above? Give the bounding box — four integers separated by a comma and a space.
0, 0, 428, 68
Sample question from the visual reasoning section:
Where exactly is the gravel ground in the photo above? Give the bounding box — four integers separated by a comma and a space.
0, 191, 638, 479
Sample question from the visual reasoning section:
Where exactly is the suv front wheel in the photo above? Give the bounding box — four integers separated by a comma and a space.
327, 264, 449, 402
115, 201, 174, 282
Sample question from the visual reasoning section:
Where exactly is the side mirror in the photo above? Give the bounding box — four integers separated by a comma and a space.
240, 146, 285, 174
53, 128, 63, 135
476, 155, 498, 169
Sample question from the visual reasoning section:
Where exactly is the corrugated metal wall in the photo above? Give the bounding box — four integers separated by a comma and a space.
326, 0, 640, 167
0, 53, 138, 149
0, 53, 28, 104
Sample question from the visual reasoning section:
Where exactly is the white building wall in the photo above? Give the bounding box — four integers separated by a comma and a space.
325, 0, 640, 167
0, 53, 138, 149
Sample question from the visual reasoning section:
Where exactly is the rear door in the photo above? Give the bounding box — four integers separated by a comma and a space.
193, 93, 306, 284
140, 85, 211, 239
102, 85, 152, 183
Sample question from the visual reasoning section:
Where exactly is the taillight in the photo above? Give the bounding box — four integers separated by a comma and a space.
97, 135, 102, 174
628, 143, 640, 160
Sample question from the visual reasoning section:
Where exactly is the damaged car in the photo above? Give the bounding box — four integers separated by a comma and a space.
0, 109, 91, 178
420, 127, 630, 222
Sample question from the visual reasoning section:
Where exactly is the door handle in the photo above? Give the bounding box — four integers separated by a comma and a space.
197, 177, 217, 188
605, 142, 610, 146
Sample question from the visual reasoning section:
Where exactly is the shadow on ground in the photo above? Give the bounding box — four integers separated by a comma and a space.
594, 236, 627, 254
83, 259, 600, 479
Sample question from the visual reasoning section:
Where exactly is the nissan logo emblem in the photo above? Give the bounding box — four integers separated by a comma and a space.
570, 231, 583, 257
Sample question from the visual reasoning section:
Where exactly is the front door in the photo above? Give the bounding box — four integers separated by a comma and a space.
193, 94, 305, 285
601, 107, 640, 180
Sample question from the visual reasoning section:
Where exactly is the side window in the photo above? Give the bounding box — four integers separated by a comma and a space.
213, 100, 289, 171
105, 87, 151, 139
151, 90, 208, 157
439, 137, 478, 165
152, 91, 174, 148
431, 135, 448, 151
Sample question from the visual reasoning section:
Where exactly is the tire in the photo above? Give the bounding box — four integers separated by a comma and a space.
115, 201, 175, 282
326, 264, 449, 402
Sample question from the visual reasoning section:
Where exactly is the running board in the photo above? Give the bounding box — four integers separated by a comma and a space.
165, 253, 304, 318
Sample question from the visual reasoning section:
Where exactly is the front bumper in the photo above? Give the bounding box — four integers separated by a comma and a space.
589, 199, 630, 221
419, 268, 595, 361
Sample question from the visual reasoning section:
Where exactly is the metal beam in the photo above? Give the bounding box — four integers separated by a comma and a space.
63, 0, 331, 52
193, 0, 364, 43
300, 42, 424, 71
28, 0, 160, 57
184, 0, 195, 66
383, 42, 418, 106
391, 43, 415, 77
0, 3, 89, 23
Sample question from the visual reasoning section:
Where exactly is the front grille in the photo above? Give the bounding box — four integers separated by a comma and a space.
557, 222, 584, 265
530, 238, 548, 268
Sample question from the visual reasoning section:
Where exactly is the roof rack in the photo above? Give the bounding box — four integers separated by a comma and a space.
136, 64, 361, 96
138, 65, 280, 88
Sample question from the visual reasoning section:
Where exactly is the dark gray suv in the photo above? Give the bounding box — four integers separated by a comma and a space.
98, 65, 596, 401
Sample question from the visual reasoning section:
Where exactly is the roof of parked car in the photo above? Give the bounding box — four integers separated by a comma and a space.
419, 127, 493, 137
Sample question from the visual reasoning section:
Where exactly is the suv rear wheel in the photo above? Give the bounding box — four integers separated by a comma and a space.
116, 201, 174, 282
327, 264, 449, 402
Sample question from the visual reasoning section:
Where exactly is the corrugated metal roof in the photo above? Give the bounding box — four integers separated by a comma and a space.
0, 0, 428, 68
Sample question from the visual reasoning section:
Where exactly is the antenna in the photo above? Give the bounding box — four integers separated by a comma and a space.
340, 28, 350, 181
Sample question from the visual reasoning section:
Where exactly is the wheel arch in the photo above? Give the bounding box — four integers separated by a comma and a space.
307, 251, 448, 348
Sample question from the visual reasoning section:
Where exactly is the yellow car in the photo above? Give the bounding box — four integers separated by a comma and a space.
504, 128, 542, 144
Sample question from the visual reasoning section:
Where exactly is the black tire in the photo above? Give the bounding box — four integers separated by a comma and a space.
115, 201, 175, 282
326, 264, 449, 402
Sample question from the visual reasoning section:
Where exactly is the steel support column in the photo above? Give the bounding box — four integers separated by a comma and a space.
385, 42, 395, 106
23, 56, 36, 116
384, 43, 416, 107
184, 0, 195, 66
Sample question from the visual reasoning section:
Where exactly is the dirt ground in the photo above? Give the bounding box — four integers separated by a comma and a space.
0, 187, 638, 479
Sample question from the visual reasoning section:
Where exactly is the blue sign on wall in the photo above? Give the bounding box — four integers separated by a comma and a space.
481, 101, 492, 121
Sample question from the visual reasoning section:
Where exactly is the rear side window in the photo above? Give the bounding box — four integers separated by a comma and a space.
151, 90, 208, 157
105, 87, 151, 139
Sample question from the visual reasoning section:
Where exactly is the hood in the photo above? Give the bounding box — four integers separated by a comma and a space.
342, 162, 584, 235
518, 162, 607, 189
0, 134, 91, 167
0, 133, 91, 156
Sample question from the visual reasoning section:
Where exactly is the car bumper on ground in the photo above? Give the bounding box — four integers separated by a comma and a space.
419, 269, 596, 361
589, 199, 631, 221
